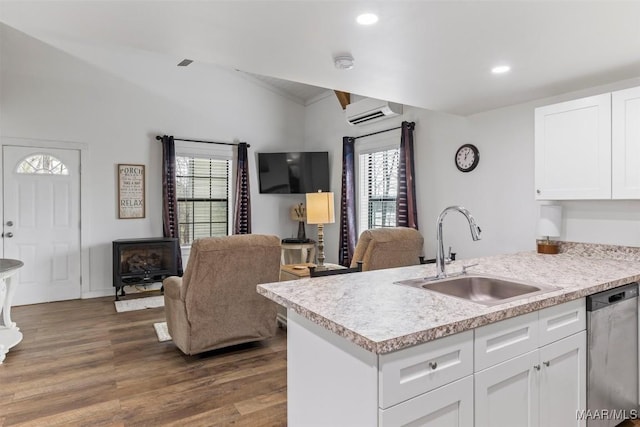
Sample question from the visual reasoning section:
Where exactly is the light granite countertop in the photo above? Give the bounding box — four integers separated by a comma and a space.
257, 242, 640, 354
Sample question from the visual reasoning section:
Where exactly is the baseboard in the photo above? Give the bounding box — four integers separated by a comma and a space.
82, 283, 163, 299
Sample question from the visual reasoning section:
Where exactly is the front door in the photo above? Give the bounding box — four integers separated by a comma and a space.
2, 146, 81, 305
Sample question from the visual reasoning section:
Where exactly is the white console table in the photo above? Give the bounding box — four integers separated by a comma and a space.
0, 259, 24, 363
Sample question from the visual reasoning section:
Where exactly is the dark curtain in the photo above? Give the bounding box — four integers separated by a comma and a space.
234, 142, 252, 234
396, 121, 419, 229
339, 137, 357, 267
161, 135, 184, 275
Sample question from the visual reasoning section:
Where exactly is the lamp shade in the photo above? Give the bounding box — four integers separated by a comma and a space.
537, 205, 562, 238
306, 191, 335, 224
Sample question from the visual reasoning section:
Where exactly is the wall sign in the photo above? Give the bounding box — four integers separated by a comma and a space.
118, 164, 145, 219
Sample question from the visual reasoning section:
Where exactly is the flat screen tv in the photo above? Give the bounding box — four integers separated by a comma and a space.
258, 151, 330, 194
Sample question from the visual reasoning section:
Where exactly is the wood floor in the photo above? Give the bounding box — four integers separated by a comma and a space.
3, 295, 640, 427
0, 294, 287, 426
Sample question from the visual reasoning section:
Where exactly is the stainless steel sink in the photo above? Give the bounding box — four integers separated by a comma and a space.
396, 275, 560, 306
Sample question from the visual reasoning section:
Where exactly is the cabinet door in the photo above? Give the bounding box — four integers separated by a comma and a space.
379, 375, 473, 427
475, 350, 539, 427
538, 298, 586, 347
539, 331, 586, 427
379, 330, 473, 409
474, 311, 538, 371
535, 93, 611, 200
612, 86, 640, 199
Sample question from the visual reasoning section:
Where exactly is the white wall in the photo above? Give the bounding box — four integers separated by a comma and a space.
304, 76, 640, 264
304, 95, 470, 263
467, 76, 640, 251
0, 24, 307, 298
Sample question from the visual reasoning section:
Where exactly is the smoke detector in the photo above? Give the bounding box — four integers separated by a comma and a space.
334, 55, 355, 70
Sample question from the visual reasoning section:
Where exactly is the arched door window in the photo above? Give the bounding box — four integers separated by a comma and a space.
16, 154, 69, 175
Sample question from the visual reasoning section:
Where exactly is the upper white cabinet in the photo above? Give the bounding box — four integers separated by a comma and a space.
534, 93, 612, 200
535, 86, 640, 200
612, 86, 640, 198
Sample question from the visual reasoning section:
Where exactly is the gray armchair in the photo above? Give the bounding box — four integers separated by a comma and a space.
163, 234, 281, 355
350, 227, 424, 271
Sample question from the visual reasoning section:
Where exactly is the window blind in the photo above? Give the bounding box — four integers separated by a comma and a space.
175, 156, 231, 245
359, 148, 399, 230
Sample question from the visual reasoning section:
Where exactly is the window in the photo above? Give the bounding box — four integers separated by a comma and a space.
16, 154, 69, 175
359, 147, 399, 230
175, 156, 232, 246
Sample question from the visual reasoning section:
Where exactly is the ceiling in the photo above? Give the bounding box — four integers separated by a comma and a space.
1, 1, 639, 115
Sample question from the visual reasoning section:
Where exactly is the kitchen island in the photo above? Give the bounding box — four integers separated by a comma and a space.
257, 242, 640, 427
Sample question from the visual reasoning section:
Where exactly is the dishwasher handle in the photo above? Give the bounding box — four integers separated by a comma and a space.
609, 292, 625, 303
587, 282, 639, 311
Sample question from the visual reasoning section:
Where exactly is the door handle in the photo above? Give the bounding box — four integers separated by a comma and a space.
3, 232, 14, 238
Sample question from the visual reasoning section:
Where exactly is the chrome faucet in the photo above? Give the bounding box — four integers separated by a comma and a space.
435, 206, 482, 279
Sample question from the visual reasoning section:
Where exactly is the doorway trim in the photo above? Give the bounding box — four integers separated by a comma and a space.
1, 136, 91, 298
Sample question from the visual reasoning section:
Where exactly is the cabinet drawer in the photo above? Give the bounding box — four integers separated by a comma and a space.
475, 311, 538, 371
379, 375, 474, 427
379, 330, 473, 409
539, 298, 586, 347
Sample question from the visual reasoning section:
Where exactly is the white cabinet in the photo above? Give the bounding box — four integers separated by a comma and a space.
379, 330, 473, 409
380, 376, 473, 427
287, 299, 585, 427
474, 299, 586, 427
539, 331, 586, 427
474, 332, 586, 427
475, 350, 540, 427
474, 311, 538, 371
535, 86, 640, 200
287, 310, 472, 427
534, 94, 611, 200
612, 86, 640, 198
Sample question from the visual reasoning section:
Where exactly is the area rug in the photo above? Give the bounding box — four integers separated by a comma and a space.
114, 295, 164, 313
154, 322, 172, 342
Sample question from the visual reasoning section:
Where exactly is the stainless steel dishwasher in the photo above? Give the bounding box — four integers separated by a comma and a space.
587, 282, 639, 427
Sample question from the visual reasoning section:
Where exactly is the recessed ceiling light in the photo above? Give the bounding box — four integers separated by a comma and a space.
491, 65, 511, 74
334, 55, 355, 70
356, 13, 378, 25
177, 59, 193, 67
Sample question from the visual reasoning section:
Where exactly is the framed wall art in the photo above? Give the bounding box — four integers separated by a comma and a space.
118, 164, 145, 219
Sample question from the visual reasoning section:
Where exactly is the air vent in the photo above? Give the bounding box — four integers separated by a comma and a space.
345, 98, 403, 126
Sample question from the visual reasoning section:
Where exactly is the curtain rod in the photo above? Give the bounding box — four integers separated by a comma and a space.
155, 135, 250, 148
353, 125, 404, 141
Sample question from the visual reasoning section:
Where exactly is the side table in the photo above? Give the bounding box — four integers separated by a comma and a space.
277, 262, 346, 326
0, 259, 24, 364
281, 241, 316, 265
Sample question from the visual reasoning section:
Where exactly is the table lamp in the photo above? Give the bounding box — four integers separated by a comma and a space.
306, 191, 335, 271
290, 203, 307, 241
537, 204, 562, 254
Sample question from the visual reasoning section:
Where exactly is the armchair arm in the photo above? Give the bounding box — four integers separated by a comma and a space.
163, 276, 184, 301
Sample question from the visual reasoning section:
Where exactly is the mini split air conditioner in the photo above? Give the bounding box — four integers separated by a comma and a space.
345, 98, 403, 126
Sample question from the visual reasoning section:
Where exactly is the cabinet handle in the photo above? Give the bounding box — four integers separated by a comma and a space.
543, 361, 550, 367
429, 361, 438, 370
533, 364, 541, 371
536, 189, 541, 195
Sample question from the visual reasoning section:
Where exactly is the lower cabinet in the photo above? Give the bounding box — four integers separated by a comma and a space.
475, 331, 586, 427
539, 331, 586, 427
287, 299, 586, 427
475, 350, 540, 427
379, 376, 473, 427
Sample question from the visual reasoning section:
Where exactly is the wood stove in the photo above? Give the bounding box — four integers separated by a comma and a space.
112, 237, 179, 300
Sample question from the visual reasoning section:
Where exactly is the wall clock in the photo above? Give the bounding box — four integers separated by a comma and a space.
455, 144, 480, 172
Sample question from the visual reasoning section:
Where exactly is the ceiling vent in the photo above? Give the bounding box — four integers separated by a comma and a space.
345, 98, 403, 126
